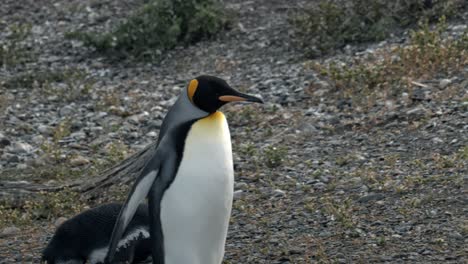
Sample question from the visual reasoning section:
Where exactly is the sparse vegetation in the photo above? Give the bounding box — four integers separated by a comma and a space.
40, 120, 72, 163
3, 68, 94, 102
311, 17, 468, 108
67, 0, 230, 59
0, 189, 85, 228
105, 140, 131, 164
291, 0, 466, 57
321, 197, 355, 229
1, 0, 467, 262
263, 145, 288, 168
0, 23, 32, 67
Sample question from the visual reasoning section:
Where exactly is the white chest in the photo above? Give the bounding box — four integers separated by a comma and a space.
160, 112, 234, 264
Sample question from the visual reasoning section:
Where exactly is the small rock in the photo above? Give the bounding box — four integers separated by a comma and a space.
234, 182, 248, 189
313, 182, 326, 190
439, 79, 451, 89
70, 131, 86, 139
406, 106, 429, 119
358, 185, 369, 193
9, 142, 33, 154
16, 163, 27, 169
2, 153, 19, 163
54, 217, 68, 227
358, 193, 385, 203
0, 137, 11, 148
411, 88, 431, 101
319, 175, 330, 183
37, 124, 53, 135
147, 131, 158, 138
59, 105, 75, 116
47, 95, 59, 101
128, 115, 141, 125
32, 135, 45, 144
448, 231, 463, 240
273, 189, 286, 197
233, 190, 245, 199
0, 226, 20, 237
70, 155, 90, 166
149, 120, 163, 129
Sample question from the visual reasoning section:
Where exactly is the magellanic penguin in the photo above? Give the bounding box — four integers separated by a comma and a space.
105, 75, 263, 264
42, 203, 151, 264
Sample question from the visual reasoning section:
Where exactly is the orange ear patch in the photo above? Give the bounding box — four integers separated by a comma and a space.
188, 79, 198, 102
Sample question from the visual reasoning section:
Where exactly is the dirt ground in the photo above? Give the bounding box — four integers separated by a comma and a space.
0, 0, 467, 263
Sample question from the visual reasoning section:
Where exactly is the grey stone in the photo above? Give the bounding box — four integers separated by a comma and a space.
273, 189, 286, 197
233, 190, 245, 199
70, 155, 90, 166
0, 226, 20, 237
59, 105, 75, 116
16, 163, 27, 169
358, 193, 385, 203
37, 124, 53, 135
2, 153, 19, 163
235, 182, 248, 189
9, 142, 33, 154
439, 79, 451, 89
146, 131, 158, 138
70, 131, 86, 139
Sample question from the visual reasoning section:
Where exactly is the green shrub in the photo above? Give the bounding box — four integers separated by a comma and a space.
68, 0, 230, 59
291, 0, 466, 57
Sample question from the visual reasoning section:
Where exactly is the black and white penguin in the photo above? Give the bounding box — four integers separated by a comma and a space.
42, 203, 151, 264
105, 76, 263, 264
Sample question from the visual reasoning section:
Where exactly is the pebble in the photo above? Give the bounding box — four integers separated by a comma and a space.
406, 106, 429, 119
32, 135, 45, 144
146, 131, 158, 138
37, 124, 53, 135
313, 182, 326, 190
0, 137, 11, 148
8, 142, 33, 154
69, 155, 90, 166
439, 78, 451, 89
358, 193, 385, 203
273, 189, 286, 197
234, 182, 248, 189
0, 226, 20, 237
70, 131, 86, 139
2, 153, 19, 163
233, 190, 245, 199
59, 105, 75, 116
16, 163, 27, 169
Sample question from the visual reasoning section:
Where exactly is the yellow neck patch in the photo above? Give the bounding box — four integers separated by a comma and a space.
195, 111, 225, 129
188, 79, 198, 102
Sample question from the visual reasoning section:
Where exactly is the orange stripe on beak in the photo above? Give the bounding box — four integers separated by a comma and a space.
219, 95, 248, 102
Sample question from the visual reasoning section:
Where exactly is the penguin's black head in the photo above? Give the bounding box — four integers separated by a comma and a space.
187, 75, 263, 113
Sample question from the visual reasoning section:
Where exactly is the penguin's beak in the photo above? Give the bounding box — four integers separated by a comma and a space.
219, 92, 263, 104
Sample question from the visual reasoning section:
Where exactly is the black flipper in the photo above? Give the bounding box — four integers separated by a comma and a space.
105, 153, 161, 263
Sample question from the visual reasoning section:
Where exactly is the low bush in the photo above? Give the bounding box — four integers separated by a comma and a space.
68, 0, 230, 59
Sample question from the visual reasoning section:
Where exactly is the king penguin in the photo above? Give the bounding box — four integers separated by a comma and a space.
42, 203, 151, 264
105, 75, 263, 264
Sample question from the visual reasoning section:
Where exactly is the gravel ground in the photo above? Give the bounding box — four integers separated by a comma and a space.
1, 0, 467, 263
